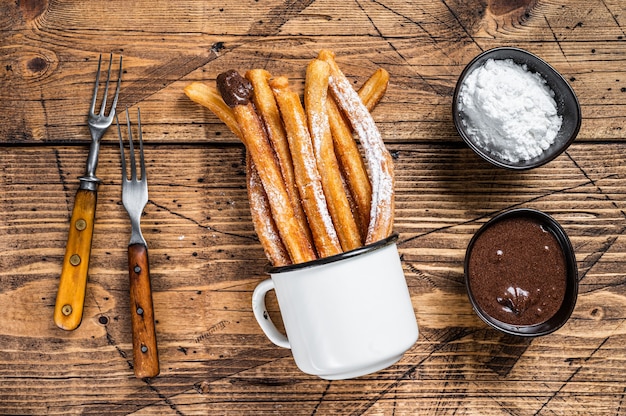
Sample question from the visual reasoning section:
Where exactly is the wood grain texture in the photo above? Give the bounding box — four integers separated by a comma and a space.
1, 0, 626, 414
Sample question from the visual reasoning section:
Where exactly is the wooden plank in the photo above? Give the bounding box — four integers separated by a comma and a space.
1, 143, 626, 414
1, 1, 625, 144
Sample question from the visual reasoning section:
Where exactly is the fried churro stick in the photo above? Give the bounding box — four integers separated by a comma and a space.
270, 76, 342, 258
245, 69, 312, 245
305, 59, 361, 251
358, 68, 390, 112
246, 153, 291, 266
326, 96, 370, 240
184, 82, 242, 138
319, 50, 395, 244
217, 70, 316, 264
326, 67, 390, 239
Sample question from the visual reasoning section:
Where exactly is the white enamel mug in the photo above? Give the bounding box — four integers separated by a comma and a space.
252, 234, 418, 380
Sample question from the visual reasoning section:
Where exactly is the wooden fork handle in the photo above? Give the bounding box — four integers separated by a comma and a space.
128, 243, 160, 379
54, 189, 97, 331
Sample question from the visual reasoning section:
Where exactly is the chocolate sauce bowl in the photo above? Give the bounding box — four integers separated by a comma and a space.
464, 208, 578, 337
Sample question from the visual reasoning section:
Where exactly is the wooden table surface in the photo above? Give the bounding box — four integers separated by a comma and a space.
2, 0, 626, 414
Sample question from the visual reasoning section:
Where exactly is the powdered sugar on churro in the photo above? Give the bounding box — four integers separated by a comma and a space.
247, 159, 291, 266
292, 113, 339, 246
309, 113, 326, 154
327, 72, 394, 243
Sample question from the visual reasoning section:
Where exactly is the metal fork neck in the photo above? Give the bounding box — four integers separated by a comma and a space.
129, 218, 147, 246
80, 138, 103, 191
79, 176, 101, 191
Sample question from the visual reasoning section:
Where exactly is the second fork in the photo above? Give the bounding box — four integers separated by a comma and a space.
117, 107, 160, 379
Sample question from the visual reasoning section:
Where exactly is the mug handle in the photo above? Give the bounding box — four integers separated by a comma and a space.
251, 278, 290, 348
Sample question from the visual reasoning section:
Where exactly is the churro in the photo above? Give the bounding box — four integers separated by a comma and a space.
217, 70, 316, 264
245, 69, 312, 245
358, 68, 390, 112
326, 96, 371, 240
325, 67, 389, 239
305, 59, 361, 251
184, 82, 242, 138
319, 50, 395, 244
270, 75, 342, 258
246, 153, 291, 266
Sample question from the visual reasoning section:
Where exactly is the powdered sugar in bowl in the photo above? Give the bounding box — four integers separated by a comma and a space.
452, 47, 581, 170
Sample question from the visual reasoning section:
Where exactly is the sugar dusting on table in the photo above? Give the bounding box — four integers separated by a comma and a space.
458, 58, 563, 163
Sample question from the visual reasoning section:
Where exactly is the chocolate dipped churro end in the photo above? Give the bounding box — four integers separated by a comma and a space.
217, 70, 253, 108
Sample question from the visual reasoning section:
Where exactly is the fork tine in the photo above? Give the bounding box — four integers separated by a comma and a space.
89, 54, 103, 115
110, 56, 123, 117
137, 108, 146, 181
116, 113, 127, 181
99, 54, 113, 116
126, 108, 137, 181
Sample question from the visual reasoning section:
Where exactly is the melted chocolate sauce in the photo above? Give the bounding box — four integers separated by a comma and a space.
467, 216, 567, 326
217, 69, 252, 108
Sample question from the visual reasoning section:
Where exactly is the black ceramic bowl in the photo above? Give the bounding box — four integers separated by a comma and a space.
452, 47, 581, 170
464, 208, 578, 337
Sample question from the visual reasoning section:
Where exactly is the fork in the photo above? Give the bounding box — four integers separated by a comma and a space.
54, 54, 122, 331
117, 107, 160, 379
